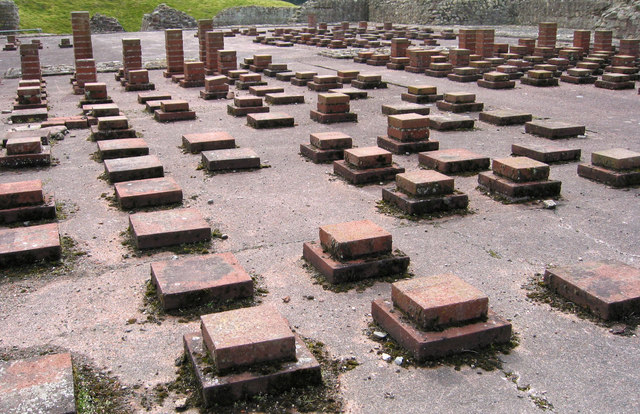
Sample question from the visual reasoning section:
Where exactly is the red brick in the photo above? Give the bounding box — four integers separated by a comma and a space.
0, 223, 61, 265
310, 132, 352, 149
129, 208, 211, 249
318, 93, 349, 105
6, 137, 42, 155
444, 92, 475, 103
392, 274, 488, 329
388, 113, 429, 129
114, 176, 182, 208
200, 304, 295, 371
161, 100, 190, 112
0, 179, 44, 209
544, 261, 640, 320
104, 155, 163, 183
395, 170, 454, 196
97, 138, 149, 159
319, 219, 392, 260
492, 157, 550, 182
591, 148, 640, 170
151, 252, 253, 310
182, 131, 235, 153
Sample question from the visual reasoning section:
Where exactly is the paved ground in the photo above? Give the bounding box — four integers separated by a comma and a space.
0, 27, 639, 413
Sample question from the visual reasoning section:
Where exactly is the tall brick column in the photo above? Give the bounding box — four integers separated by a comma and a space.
449, 48, 471, 67
476, 29, 494, 58
71, 11, 93, 63
537, 22, 557, 48
122, 38, 142, 83
458, 29, 476, 53
308, 14, 317, 28
217, 50, 237, 75
74, 59, 97, 94
20, 43, 41, 80
573, 30, 591, 55
391, 38, 410, 58
594, 30, 613, 52
619, 39, 640, 58
164, 29, 184, 78
205, 31, 224, 75
197, 19, 213, 63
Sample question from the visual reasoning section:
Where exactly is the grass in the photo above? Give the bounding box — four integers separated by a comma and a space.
16, 0, 298, 34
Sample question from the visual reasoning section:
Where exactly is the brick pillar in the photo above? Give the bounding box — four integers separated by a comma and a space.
341, 21, 349, 31
518, 38, 536, 55
594, 30, 613, 52
458, 29, 476, 52
449, 48, 471, 67
75, 59, 97, 90
20, 43, 41, 80
205, 31, 224, 75
476, 29, 495, 58
359, 21, 368, 30
391, 38, 410, 58
197, 19, 213, 63
319, 22, 328, 31
122, 38, 142, 82
573, 30, 591, 55
537, 22, 557, 48
383, 22, 393, 31
307, 14, 317, 28
619, 39, 640, 58
71, 11, 93, 63
164, 29, 184, 77
217, 50, 237, 74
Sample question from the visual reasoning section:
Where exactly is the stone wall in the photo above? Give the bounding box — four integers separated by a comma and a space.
291, 0, 368, 23
367, 0, 640, 38
90, 13, 125, 34
141, 3, 197, 31
212, 6, 297, 26
0, 0, 20, 31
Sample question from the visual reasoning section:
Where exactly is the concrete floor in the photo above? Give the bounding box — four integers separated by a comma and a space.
0, 28, 639, 413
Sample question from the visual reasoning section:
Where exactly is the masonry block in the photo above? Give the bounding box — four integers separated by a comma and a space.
114, 177, 183, 209
129, 208, 211, 249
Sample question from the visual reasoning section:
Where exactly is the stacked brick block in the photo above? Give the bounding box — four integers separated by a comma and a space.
164, 29, 184, 78
537, 22, 557, 49
594, 30, 613, 52
19, 43, 41, 81
197, 19, 213, 63
377, 113, 439, 154
71, 11, 93, 63
205, 31, 224, 75
217, 50, 237, 75
310, 93, 357, 124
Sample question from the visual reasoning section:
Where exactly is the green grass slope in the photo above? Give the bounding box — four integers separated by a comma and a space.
15, 0, 297, 34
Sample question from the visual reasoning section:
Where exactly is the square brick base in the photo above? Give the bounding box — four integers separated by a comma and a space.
401, 93, 442, 104
303, 241, 409, 284
577, 164, 640, 187
0, 353, 75, 414
333, 160, 404, 185
0, 223, 61, 265
310, 110, 358, 124
525, 121, 585, 139
129, 208, 211, 249
376, 136, 439, 155
436, 101, 484, 113
114, 177, 183, 209
0, 195, 56, 224
478, 172, 561, 201
184, 333, 321, 406
332, 88, 368, 100
300, 144, 345, 163
151, 253, 253, 310
512, 143, 581, 163
544, 260, 640, 320
371, 299, 512, 360
382, 188, 469, 215
479, 110, 533, 126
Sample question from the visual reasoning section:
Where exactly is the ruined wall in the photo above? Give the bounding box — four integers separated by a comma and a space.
141, 3, 197, 31
212, 6, 297, 26
291, 0, 369, 23
367, 0, 640, 38
0, 0, 20, 31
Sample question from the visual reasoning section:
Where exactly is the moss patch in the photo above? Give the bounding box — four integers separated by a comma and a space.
523, 272, 639, 336
74, 361, 131, 414
366, 322, 519, 371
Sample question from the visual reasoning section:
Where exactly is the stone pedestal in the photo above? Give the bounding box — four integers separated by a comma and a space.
478, 157, 561, 202
577, 148, 640, 187
310, 93, 357, 124
184, 305, 321, 406
372, 274, 511, 360
300, 131, 352, 163
303, 220, 410, 283
333, 147, 404, 185
377, 113, 439, 155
